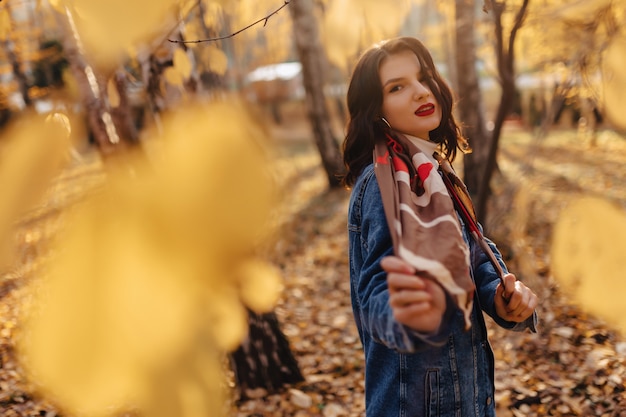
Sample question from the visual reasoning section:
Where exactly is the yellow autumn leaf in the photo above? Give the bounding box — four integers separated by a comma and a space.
181, 19, 203, 49
70, 0, 178, 69
323, 0, 412, 70
45, 112, 72, 137
178, 0, 200, 18
237, 260, 282, 313
107, 77, 121, 108
323, 0, 361, 71
153, 101, 276, 255
602, 37, 626, 131
19, 188, 204, 417
549, 0, 612, 22
163, 66, 184, 86
0, 113, 71, 267
551, 196, 626, 334
48, 0, 65, 13
203, 2, 223, 31
173, 48, 192, 79
0, 9, 11, 41
204, 45, 228, 76
18, 99, 280, 417
203, 288, 249, 351
61, 68, 81, 100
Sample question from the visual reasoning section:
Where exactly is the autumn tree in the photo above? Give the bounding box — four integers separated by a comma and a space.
289, 0, 345, 188
454, 0, 489, 198
60, 17, 130, 158
475, 0, 530, 224
455, 0, 626, 221
522, 1, 623, 139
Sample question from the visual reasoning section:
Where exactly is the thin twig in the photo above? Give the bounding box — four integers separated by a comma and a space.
168, 0, 291, 44
161, 0, 203, 45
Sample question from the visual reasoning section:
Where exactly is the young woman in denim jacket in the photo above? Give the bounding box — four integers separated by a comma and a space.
342, 37, 538, 416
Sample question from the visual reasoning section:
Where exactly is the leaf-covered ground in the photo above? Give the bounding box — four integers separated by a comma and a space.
2, 127, 626, 416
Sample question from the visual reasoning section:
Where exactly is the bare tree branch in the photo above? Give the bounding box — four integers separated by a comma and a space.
507, 0, 529, 72
168, 0, 292, 44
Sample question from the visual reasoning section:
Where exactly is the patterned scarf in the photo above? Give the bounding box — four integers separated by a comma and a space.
373, 133, 475, 330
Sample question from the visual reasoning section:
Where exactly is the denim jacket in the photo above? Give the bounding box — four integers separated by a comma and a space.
348, 164, 537, 417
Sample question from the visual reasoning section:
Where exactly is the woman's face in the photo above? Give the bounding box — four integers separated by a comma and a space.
379, 50, 442, 140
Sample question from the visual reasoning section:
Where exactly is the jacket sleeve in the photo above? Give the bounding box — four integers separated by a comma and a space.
352, 168, 457, 352
470, 230, 538, 333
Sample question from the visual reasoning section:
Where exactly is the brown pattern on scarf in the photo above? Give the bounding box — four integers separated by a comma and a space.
373, 133, 475, 330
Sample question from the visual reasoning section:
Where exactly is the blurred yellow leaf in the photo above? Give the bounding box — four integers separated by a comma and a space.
173, 48, 192, 79
164, 66, 184, 86
204, 289, 249, 351
45, 112, 72, 137
211, 0, 232, 6
0, 9, 11, 41
61, 68, 81, 100
71, 0, 177, 69
323, 0, 360, 71
153, 101, 276, 253
20, 195, 202, 416
153, 45, 171, 61
181, 20, 203, 49
237, 260, 282, 314
48, 0, 65, 13
203, 2, 223, 31
18, 99, 281, 417
204, 45, 228, 76
602, 37, 626, 131
323, 0, 412, 71
178, 0, 199, 17
107, 77, 121, 108
549, 0, 612, 22
0, 113, 71, 267
551, 196, 626, 333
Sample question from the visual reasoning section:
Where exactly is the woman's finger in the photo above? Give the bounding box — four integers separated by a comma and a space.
387, 273, 427, 293
381, 256, 415, 274
389, 288, 433, 307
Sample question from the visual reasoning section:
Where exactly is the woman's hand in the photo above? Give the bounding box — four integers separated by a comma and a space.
494, 273, 538, 322
381, 256, 447, 333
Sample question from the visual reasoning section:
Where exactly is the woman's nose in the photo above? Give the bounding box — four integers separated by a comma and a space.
413, 82, 430, 100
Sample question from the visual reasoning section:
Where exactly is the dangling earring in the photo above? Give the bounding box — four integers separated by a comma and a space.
380, 117, 391, 129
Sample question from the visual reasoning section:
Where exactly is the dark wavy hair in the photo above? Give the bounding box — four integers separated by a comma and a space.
341, 37, 468, 187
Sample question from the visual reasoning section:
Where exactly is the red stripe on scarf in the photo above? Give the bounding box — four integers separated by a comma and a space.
375, 151, 390, 165
417, 162, 433, 182
392, 155, 409, 173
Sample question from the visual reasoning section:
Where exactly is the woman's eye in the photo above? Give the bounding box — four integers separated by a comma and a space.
389, 85, 402, 93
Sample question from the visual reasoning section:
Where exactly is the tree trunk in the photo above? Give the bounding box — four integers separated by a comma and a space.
455, 0, 488, 199
110, 70, 141, 143
230, 311, 304, 399
289, 0, 345, 188
475, 0, 529, 224
55, 5, 139, 159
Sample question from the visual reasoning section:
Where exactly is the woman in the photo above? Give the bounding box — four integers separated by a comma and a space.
342, 36, 538, 416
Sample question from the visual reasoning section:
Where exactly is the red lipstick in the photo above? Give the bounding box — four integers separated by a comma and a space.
415, 104, 435, 117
